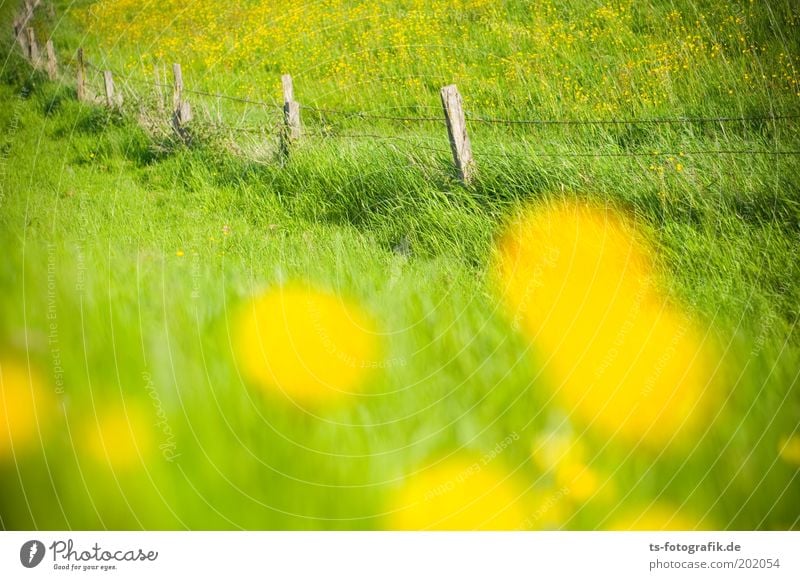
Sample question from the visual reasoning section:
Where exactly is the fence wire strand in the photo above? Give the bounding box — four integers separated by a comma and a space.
465, 112, 800, 127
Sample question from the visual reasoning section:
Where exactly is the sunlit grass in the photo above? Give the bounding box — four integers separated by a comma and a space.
0, 0, 797, 530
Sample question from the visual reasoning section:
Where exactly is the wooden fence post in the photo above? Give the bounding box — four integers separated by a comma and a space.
13, 17, 29, 56
172, 63, 192, 138
103, 70, 119, 107
45, 39, 57, 80
281, 74, 301, 143
440, 84, 476, 185
76, 47, 86, 101
25, 27, 39, 65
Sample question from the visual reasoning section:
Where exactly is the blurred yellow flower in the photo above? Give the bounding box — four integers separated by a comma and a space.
0, 358, 55, 460
494, 200, 715, 446
778, 434, 800, 466
555, 461, 602, 503
609, 504, 706, 530
83, 402, 153, 470
234, 285, 380, 404
387, 456, 530, 530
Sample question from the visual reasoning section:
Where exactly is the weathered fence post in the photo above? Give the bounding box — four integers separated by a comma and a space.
76, 47, 86, 101
440, 84, 475, 185
103, 70, 119, 108
281, 74, 301, 147
12, 0, 38, 56
25, 27, 39, 65
45, 39, 57, 80
13, 17, 29, 56
171, 63, 192, 139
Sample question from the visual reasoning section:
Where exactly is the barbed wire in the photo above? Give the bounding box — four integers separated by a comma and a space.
314, 130, 451, 154
474, 148, 800, 159
80, 58, 800, 131
152, 82, 282, 110
465, 112, 800, 127
302, 104, 443, 123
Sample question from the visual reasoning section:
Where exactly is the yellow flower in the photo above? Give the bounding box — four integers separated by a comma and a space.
234, 285, 380, 404
0, 358, 56, 460
494, 200, 715, 446
176, 250, 184, 257
387, 456, 531, 530
83, 401, 153, 470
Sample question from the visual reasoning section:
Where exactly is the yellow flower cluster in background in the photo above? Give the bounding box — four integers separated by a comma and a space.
75, 0, 800, 115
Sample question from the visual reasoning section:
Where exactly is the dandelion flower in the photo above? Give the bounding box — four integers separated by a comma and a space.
83, 402, 153, 470
0, 358, 55, 460
494, 200, 715, 446
234, 285, 379, 404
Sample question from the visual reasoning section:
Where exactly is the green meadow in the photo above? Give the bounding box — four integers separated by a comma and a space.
0, 0, 798, 529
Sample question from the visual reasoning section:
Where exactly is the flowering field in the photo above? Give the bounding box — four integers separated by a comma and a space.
75, 0, 799, 117
0, 0, 799, 531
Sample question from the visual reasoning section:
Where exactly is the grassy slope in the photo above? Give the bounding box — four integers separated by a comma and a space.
0, 0, 798, 529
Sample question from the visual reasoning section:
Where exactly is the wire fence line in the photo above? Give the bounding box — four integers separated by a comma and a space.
473, 148, 800, 160
80, 57, 800, 132
464, 113, 800, 127
12, 0, 800, 185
